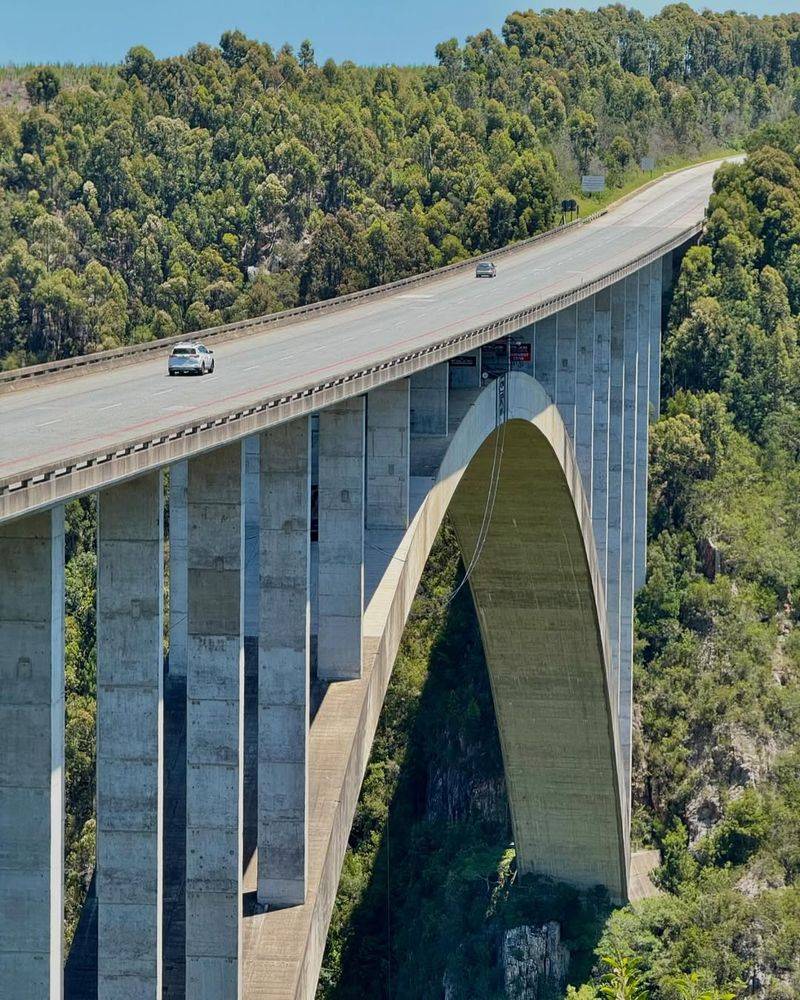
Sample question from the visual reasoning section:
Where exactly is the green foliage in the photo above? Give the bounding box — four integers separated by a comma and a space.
1, 6, 796, 368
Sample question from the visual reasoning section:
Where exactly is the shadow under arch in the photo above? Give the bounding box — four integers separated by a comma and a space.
446, 376, 628, 899
245, 371, 629, 995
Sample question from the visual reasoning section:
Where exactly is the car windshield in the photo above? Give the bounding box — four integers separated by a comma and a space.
172, 347, 197, 355
477, 262, 491, 270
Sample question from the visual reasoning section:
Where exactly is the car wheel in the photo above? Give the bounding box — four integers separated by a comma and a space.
210, 360, 215, 373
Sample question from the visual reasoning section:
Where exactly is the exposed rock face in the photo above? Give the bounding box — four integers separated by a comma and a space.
426, 760, 508, 826
502, 922, 570, 1000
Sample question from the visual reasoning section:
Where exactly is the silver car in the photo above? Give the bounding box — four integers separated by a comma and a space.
168, 342, 215, 376
475, 260, 497, 278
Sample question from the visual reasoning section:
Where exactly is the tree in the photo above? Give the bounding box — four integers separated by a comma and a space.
568, 109, 598, 174
25, 67, 60, 109
598, 952, 648, 1000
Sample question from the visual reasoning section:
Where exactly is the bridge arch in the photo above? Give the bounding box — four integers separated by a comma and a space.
264, 370, 630, 992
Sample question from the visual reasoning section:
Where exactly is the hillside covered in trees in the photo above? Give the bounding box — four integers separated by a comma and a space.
2, 3, 800, 368
316, 124, 800, 999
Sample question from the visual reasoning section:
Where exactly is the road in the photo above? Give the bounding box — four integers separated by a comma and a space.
0, 160, 723, 485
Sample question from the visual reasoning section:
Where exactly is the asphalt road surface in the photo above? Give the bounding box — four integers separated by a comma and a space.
0, 159, 726, 484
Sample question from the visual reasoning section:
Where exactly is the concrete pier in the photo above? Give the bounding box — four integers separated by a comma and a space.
410, 363, 448, 435
591, 287, 612, 580
367, 380, 410, 530
244, 436, 260, 644
606, 280, 626, 699
555, 304, 578, 438
619, 274, 640, 790
448, 350, 480, 389
575, 296, 595, 506
634, 265, 652, 592
317, 397, 365, 681
258, 418, 311, 909
185, 443, 245, 999
0, 507, 64, 999
533, 314, 557, 401
97, 472, 163, 999
168, 461, 187, 678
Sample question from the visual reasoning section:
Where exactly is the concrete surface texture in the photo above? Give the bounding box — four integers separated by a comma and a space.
97, 472, 164, 999
366, 379, 411, 530
185, 442, 245, 1000
0, 507, 64, 999
317, 396, 365, 681
258, 419, 312, 909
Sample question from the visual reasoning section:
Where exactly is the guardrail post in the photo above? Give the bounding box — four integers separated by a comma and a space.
96, 472, 164, 998
317, 397, 365, 681
0, 507, 64, 999
185, 443, 245, 999
258, 418, 311, 909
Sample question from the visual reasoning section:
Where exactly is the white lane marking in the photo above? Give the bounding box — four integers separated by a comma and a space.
99, 402, 122, 411
37, 418, 60, 427
153, 389, 171, 396
243, 364, 259, 371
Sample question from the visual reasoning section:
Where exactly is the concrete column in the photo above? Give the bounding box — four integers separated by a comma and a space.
367, 380, 410, 530
185, 443, 244, 1000
244, 435, 260, 643
410, 363, 448, 435
619, 274, 639, 793
317, 396, 365, 681
606, 280, 626, 710
258, 418, 311, 909
533, 314, 557, 400
591, 287, 612, 582
555, 304, 577, 438
650, 258, 664, 423
97, 472, 163, 999
575, 296, 595, 505
634, 266, 652, 593
448, 349, 480, 388
661, 249, 674, 333
0, 507, 64, 1000
169, 461, 187, 678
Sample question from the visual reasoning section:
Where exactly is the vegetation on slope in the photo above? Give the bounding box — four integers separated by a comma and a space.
318, 127, 800, 998
3, 5, 800, 367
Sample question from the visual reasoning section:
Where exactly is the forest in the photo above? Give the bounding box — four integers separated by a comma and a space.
2, 3, 800, 368
2, 4, 800, 995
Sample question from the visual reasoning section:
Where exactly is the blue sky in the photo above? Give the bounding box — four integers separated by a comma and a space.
2, 1, 799, 68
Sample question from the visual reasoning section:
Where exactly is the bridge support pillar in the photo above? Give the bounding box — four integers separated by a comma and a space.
97, 472, 164, 999
606, 280, 626, 707
448, 349, 480, 389
317, 397, 365, 680
533, 314, 557, 400
591, 287, 612, 581
575, 297, 595, 506
185, 443, 244, 1000
168, 461, 187, 678
634, 265, 653, 592
0, 507, 64, 1000
367, 380, 410, 530
555, 303, 578, 438
258, 417, 311, 909
244, 436, 260, 646
619, 274, 640, 791
410, 362, 448, 435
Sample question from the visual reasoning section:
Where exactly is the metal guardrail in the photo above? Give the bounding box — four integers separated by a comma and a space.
0, 218, 703, 516
0, 210, 608, 392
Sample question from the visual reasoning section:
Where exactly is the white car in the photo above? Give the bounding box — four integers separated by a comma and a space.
168, 342, 215, 376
